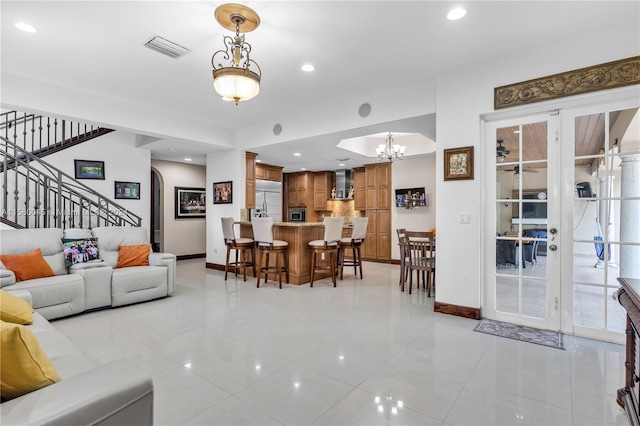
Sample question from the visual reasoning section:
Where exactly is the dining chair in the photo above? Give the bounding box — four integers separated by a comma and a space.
396, 228, 408, 287
251, 217, 289, 288
221, 217, 256, 281
309, 216, 345, 287
338, 216, 368, 279
405, 231, 435, 296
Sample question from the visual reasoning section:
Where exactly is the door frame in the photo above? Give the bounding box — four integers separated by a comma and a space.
480, 86, 640, 338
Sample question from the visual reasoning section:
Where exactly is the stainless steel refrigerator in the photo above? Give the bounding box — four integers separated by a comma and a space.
254, 180, 282, 222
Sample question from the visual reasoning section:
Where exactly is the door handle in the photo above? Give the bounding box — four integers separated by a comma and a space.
549, 244, 557, 251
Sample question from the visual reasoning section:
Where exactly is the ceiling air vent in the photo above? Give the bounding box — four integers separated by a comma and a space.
144, 35, 190, 59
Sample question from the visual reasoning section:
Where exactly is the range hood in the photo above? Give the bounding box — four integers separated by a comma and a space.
332, 169, 354, 200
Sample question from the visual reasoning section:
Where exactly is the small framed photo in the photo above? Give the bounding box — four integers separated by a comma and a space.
74, 160, 105, 180
114, 181, 140, 200
213, 181, 233, 204
175, 187, 206, 219
444, 146, 474, 181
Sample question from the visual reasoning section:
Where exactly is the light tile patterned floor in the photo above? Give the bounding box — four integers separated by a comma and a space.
52, 259, 630, 425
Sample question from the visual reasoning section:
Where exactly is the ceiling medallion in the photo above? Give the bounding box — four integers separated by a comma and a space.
375, 133, 406, 162
211, 3, 262, 105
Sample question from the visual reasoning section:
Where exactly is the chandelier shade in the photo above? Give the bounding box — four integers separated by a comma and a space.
211, 4, 262, 105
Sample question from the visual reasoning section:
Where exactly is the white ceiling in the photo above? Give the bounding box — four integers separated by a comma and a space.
2, 1, 638, 171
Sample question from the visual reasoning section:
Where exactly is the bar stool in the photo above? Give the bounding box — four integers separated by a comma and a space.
338, 216, 368, 279
251, 217, 289, 288
221, 217, 256, 281
309, 216, 344, 287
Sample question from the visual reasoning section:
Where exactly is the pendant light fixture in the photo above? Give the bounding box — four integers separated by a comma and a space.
211, 3, 262, 105
375, 133, 406, 161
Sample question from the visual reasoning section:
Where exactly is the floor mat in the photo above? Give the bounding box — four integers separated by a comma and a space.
474, 318, 564, 350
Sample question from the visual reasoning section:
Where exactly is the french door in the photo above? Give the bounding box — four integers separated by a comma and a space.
484, 95, 638, 343
484, 113, 561, 331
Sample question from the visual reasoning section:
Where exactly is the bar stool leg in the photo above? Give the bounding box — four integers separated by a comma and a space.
276, 251, 282, 289
310, 251, 316, 287
330, 251, 336, 287
224, 246, 231, 280
256, 249, 263, 288
356, 246, 363, 279
241, 248, 247, 282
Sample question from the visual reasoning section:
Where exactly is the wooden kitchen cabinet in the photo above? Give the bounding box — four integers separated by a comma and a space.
353, 167, 365, 211
313, 171, 333, 211
256, 163, 283, 182
287, 171, 312, 208
245, 152, 257, 209
363, 162, 391, 261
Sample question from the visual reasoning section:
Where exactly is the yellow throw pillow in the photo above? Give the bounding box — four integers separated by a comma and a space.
116, 244, 151, 268
0, 290, 33, 325
0, 320, 61, 400
0, 248, 55, 282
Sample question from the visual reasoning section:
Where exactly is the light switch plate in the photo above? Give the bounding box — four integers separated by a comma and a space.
459, 212, 470, 223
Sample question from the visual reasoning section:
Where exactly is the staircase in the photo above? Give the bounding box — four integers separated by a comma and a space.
1, 111, 141, 229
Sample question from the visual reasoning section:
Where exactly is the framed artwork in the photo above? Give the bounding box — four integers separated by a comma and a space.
213, 181, 233, 204
444, 146, 474, 181
175, 187, 206, 219
74, 159, 105, 180
114, 181, 140, 200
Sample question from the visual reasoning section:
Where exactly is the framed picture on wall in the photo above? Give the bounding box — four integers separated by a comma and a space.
74, 159, 105, 180
114, 181, 140, 200
175, 187, 206, 219
444, 146, 474, 181
213, 181, 233, 204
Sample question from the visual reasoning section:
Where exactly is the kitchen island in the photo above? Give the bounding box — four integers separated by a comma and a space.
239, 222, 351, 285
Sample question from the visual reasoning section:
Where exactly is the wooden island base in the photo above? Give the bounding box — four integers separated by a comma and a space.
239, 222, 336, 285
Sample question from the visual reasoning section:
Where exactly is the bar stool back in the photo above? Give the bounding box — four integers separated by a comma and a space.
338, 216, 368, 279
308, 216, 345, 287
221, 217, 255, 281
251, 217, 289, 288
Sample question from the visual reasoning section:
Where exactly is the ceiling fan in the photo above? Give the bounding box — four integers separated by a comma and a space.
496, 139, 510, 163
499, 165, 539, 176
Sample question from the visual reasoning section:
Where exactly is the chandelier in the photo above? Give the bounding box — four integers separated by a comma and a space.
375, 133, 406, 161
211, 4, 262, 105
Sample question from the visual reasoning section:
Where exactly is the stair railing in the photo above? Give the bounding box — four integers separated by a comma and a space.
1, 110, 113, 158
1, 136, 141, 228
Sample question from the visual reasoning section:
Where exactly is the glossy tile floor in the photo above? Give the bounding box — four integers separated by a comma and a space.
52, 259, 630, 426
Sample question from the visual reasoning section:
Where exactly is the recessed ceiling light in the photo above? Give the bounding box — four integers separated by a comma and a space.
447, 7, 467, 20
184, 158, 192, 162
301, 167, 307, 171
256, 159, 262, 163
301, 63, 315, 72
293, 152, 301, 156
15, 22, 38, 33
339, 163, 346, 167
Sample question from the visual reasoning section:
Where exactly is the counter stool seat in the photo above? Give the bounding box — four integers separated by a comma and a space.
221, 217, 256, 281
338, 216, 368, 280
309, 217, 345, 287
252, 217, 289, 288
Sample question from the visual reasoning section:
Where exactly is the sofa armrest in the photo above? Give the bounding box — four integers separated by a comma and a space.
0, 268, 16, 287
149, 252, 176, 295
1, 359, 153, 426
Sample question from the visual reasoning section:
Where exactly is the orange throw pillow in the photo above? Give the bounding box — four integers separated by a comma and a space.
0, 248, 55, 282
116, 244, 151, 268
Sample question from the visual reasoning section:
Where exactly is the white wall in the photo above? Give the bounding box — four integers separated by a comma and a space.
391, 156, 436, 259
151, 160, 206, 257
435, 22, 639, 310
45, 131, 151, 229
206, 149, 245, 266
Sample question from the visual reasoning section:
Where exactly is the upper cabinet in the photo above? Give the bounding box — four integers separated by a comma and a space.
256, 163, 283, 182
245, 152, 257, 209
313, 171, 333, 211
287, 171, 312, 208
365, 163, 391, 210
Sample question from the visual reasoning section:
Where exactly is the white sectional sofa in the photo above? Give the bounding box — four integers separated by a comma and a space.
0, 226, 176, 320
1, 290, 154, 426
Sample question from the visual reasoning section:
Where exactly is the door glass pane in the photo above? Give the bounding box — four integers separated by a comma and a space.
572, 107, 639, 336
495, 121, 549, 320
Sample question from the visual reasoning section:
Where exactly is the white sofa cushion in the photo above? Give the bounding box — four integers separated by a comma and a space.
91, 227, 150, 268
111, 266, 167, 307
5, 275, 85, 320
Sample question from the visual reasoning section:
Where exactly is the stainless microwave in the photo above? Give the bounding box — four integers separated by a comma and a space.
289, 208, 306, 222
